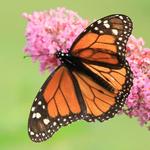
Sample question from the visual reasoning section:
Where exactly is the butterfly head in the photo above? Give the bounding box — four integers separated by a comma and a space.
55, 51, 70, 63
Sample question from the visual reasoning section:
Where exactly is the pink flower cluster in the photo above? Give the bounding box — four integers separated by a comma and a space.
126, 35, 150, 127
23, 8, 150, 130
23, 7, 88, 72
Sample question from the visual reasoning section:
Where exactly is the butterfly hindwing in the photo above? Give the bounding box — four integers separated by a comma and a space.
70, 14, 133, 67
72, 60, 133, 122
28, 66, 87, 142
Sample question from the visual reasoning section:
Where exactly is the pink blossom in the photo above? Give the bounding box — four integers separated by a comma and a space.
126, 35, 150, 128
23, 7, 88, 72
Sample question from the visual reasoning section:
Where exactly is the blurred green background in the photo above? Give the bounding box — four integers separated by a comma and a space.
0, 0, 150, 150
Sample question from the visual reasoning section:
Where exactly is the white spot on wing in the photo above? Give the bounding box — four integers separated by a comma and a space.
53, 122, 57, 126
99, 30, 103, 33
63, 118, 67, 122
36, 112, 41, 119
90, 24, 93, 27
112, 29, 118, 35
119, 16, 123, 20
118, 46, 122, 50
118, 37, 122, 41
43, 118, 50, 125
32, 113, 36, 118
97, 20, 101, 24
30, 131, 34, 135
94, 27, 99, 30
48, 129, 51, 133
31, 107, 35, 112
104, 20, 108, 23
38, 101, 42, 105
104, 23, 110, 28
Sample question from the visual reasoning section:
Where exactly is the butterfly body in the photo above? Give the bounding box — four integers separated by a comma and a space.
55, 51, 81, 70
56, 51, 115, 93
28, 14, 133, 142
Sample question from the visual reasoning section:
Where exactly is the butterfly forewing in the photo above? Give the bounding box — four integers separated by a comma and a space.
70, 14, 133, 67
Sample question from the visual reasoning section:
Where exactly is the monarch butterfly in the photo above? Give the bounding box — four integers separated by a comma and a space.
28, 14, 133, 142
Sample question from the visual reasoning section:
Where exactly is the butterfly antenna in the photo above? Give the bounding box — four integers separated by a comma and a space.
23, 53, 50, 59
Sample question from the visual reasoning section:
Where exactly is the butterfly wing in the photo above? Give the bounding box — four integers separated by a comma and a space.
69, 14, 133, 121
28, 62, 133, 142
28, 65, 86, 142
72, 61, 133, 122
70, 14, 132, 68
28, 14, 133, 142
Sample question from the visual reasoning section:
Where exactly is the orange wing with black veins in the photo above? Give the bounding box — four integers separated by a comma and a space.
71, 14, 132, 66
